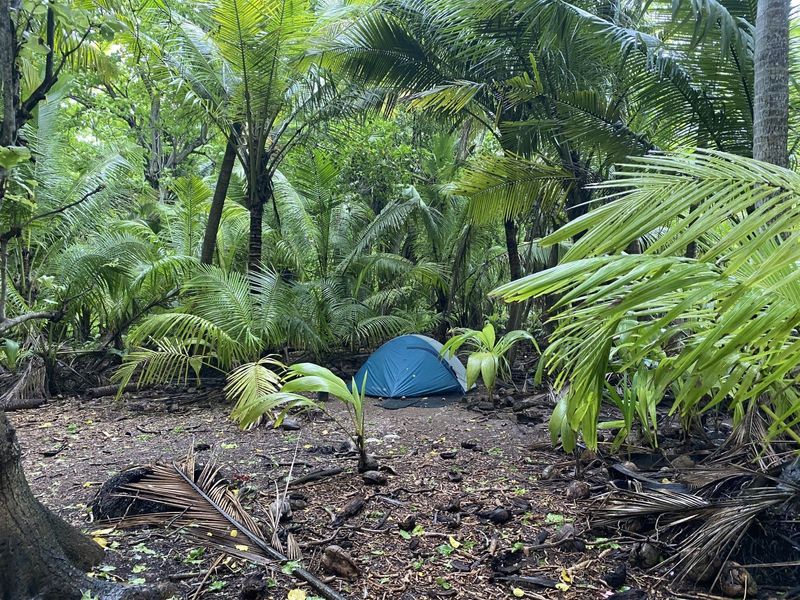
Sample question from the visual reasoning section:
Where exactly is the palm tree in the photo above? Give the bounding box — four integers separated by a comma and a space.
163, 0, 368, 275
314, 0, 761, 329
753, 0, 790, 166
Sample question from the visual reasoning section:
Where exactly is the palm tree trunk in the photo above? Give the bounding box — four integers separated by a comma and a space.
753, 0, 790, 167
248, 198, 264, 274
200, 134, 237, 265
504, 219, 524, 332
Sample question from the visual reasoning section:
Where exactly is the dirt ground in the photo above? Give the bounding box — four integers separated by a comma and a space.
12, 390, 685, 600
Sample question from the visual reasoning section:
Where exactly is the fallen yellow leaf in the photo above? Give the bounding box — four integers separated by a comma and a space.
512, 587, 525, 597
556, 582, 570, 592
230, 529, 238, 537
92, 537, 108, 548
448, 536, 461, 549
235, 544, 250, 552
287, 589, 306, 600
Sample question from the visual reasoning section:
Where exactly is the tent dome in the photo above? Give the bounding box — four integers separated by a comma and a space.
354, 334, 468, 398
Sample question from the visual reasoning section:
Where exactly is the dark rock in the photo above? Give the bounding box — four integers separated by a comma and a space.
439, 450, 458, 459
510, 497, 531, 512
194, 442, 211, 452
512, 398, 539, 412
477, 507, 512, 525
534, 530, 548, 545
338, 439, 358, 454
362, 470, 387, 485
278, 418, 301, 431
450, 559, 472, 572
460, 440, 478, 450
476, 401, 495, 412
306, 444, 337, 455
447, 470, 463, 483
332, 497, 365, 527
602, 563, 627, 589
565, 480, 591, 500
628, 542, 660, 568
321, 545, 359, 579
435, 512, 461, 529
239, 575, 269, 600
409, 537, 420, 551
398, 514, 417, 532
491, 549, 522, 575
516, 410, 546, 425
437, 498, 461, 513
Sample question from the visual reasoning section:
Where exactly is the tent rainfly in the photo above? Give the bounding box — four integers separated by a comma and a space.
354, 334, 468, 398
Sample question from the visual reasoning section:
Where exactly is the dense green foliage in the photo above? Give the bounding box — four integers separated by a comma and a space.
2, 0, 799, 452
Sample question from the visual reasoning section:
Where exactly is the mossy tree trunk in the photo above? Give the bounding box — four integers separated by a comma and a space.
0, 412, 171, 599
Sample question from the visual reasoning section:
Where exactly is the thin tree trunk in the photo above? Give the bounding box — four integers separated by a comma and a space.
200, 134, 238, 265
753, 0, 790, 167
504, 219, 524, 332
0, 239, 7, 322
248, 194, 265, 274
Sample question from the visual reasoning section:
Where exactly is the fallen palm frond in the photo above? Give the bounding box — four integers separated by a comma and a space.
0, 357, 47, 410
105, 447, 347, 600
594, 463, 800, 585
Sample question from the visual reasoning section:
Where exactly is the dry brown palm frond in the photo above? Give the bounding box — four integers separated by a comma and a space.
0, 357, 46, 410
666, 487, 796, 581
106, 446, 346, 600
706, 404, 788, 472
110, 447, 275, 564
594, 487, 713, 528
593, 482, 799, 582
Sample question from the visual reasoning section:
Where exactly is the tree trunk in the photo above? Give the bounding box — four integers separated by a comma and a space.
753, 0, 790, 167
248, 195, 264, 274
504, 219, 524, 332
200, 134, 238, 265
0, 412, 172, 599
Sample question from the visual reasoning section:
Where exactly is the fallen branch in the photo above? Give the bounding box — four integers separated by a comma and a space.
88, 383, 140, 398
286, 467, 344, 488
0, 311, 59, 334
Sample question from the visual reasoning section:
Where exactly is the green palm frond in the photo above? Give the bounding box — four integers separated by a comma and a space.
227, 355, 285, 427
113, 339, 208, 394
449, 154, 572, 224
493, 149, 800, 450
335, 196, 420, 274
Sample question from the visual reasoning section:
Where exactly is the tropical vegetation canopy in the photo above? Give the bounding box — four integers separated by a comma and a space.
1, 0, 799, 597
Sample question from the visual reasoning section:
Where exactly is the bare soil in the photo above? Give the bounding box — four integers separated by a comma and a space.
11, 390, 676, 600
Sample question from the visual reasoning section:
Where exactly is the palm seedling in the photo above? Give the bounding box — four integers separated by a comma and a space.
236, 362, 372, 473
441, 322, 537, 401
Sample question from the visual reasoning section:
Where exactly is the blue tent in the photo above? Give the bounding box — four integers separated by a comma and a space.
355, 334, 468, 398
